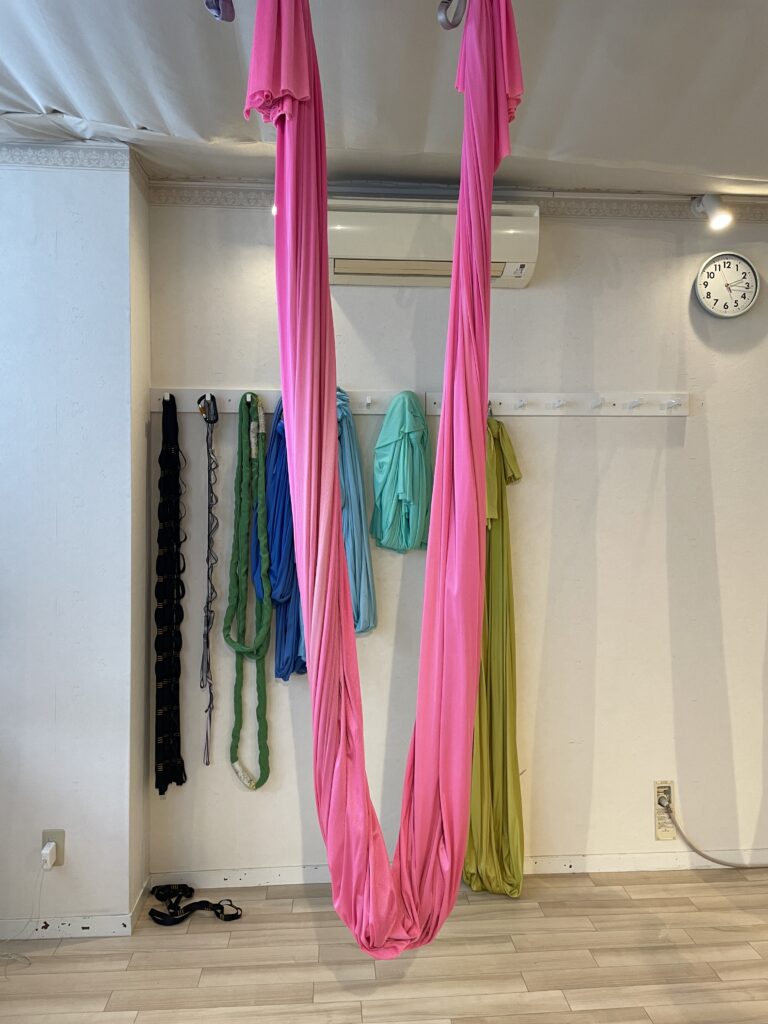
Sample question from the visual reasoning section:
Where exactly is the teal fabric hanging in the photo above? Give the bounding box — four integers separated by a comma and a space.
370, 391, 432, 553
337, 389, 376, 634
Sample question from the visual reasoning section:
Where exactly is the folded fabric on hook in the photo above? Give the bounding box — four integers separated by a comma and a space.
464, 417, 524, 897
370, 391, 432, 554
253, 397, 306, 681
337, 388, 377, 633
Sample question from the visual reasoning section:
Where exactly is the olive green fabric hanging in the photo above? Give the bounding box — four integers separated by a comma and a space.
223, 393, 272, 790
463, 417, 524, 896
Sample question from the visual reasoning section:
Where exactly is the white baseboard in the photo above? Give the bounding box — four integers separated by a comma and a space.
6, 850, 765, 941
0, 911, 134, 941
148, 848, 768, 892
0, 875, 151, 941
525, 848, 768, 873
149, 863, 332, 890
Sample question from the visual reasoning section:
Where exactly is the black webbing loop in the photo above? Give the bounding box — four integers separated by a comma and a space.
154, 395, 187, 794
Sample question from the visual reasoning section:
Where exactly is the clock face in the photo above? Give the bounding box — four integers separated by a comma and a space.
695, 252, 759, 318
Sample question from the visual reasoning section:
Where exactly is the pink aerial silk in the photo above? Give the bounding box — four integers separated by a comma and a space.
245, 0, 522, 958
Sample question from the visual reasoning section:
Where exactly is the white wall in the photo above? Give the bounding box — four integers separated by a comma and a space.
149, 200, 768, 882
0, 144, 150, 936
129, 159, 152, 910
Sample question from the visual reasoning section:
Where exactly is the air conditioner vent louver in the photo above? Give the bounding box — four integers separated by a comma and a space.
327, 200, 539, 289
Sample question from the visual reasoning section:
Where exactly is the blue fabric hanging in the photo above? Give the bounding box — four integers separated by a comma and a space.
252, 398, 306, 681
337, 388, 377, 634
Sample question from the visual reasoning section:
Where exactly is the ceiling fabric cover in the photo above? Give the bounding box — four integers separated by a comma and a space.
2, 0, 768, 193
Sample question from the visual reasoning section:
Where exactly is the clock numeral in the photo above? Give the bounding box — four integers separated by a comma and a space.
724, 260, 732, 269
706, 291, 711, 299
734, 301, 739, 308
742, 272, 748, 279
708, 271, 716, 279
713, 298, 719, 307
723, 302, 729, 310
742, 293, 747, 300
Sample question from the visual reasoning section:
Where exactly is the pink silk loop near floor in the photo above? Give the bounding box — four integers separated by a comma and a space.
245, 0, 522, 958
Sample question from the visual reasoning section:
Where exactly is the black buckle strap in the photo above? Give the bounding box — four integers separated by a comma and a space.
148, 884, 242, 927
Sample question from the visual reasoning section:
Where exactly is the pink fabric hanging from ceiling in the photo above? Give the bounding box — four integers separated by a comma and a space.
245, 0, 522, 958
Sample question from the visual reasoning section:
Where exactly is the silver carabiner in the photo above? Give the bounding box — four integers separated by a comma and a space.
437, 0, 467, 30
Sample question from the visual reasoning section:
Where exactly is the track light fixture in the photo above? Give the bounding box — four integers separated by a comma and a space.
691, 194, 733, 231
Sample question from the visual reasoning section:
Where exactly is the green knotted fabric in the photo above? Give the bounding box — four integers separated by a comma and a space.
463, 417, 524, 897
370, 391, 432, 553
223, 393, 272, 790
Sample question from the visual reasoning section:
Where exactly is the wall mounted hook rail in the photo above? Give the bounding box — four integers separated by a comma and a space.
427, 392, 690, 418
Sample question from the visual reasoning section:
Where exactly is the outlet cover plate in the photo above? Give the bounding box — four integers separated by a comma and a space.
654, 781, 676, 841
42, 829, 65, 866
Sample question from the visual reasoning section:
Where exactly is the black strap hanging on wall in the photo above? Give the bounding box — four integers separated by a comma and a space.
154, 394, 188, 795
197, 394, 219, 765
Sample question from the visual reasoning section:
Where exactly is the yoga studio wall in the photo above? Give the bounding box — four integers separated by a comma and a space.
147, 187, 768, 887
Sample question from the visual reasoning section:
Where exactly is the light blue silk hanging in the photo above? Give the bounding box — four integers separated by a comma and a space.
337, 388, 377, 634
370, 391, 432, 553
252, 398, 306, 681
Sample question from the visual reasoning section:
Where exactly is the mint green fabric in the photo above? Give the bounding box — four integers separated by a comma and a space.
463, 417, 524, 897
370, 391, 432, 553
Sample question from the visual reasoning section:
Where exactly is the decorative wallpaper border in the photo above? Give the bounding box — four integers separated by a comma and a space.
0, 141, 129, 170
149, 180, 768, 221
150, 182, 274, 209
2, 144, 765, 222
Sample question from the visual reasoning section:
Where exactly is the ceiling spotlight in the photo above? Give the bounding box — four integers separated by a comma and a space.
691, 194, 733, 231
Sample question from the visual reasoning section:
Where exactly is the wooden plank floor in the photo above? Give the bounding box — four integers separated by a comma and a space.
5, 870, 768, 1023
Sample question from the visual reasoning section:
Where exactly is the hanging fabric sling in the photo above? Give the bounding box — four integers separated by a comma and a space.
337, 388, 376, 633
198, 393, 220, 765
463, 416, 524, 897
245, 0, 522, 956
223, 393, 272, 790
370, 391, 432, 553
154, 394, 188, 794
255, 396, 306, 681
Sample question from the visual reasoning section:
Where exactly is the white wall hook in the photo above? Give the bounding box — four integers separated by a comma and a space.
627, 398, 643, 409
591, 396, 604, 409
663, 398, 682, 410
552, 398, 567, 409
514, 398, 527, 410
163, 392, 170, 401
365, 394, 372, 408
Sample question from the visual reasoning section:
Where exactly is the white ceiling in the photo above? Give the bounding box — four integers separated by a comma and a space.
2, 0, 767, 195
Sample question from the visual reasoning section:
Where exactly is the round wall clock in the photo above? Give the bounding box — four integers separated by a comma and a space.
695, 252, 760, 318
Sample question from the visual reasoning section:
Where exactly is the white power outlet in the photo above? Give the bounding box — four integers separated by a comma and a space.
654, 781, 676, 840
42, 829, 65, 866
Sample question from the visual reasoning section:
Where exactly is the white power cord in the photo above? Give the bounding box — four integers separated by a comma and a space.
657, 794, 768, 870
0, 866, 47, 978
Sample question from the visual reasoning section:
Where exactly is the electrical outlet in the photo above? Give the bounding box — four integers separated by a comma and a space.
42, 829, 65, 866
654, 781, 676, 841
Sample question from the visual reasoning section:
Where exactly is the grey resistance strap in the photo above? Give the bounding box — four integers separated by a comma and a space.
198, 394, 220, 765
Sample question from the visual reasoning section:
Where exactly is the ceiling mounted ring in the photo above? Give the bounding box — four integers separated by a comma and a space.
437, 0, 467, 30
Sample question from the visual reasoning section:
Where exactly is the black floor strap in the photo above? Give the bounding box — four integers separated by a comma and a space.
149, 884, 242, 927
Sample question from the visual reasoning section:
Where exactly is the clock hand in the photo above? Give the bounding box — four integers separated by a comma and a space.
720, 271, 732, 295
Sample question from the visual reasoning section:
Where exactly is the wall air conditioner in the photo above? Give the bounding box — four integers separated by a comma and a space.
328, 198, 539, 288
